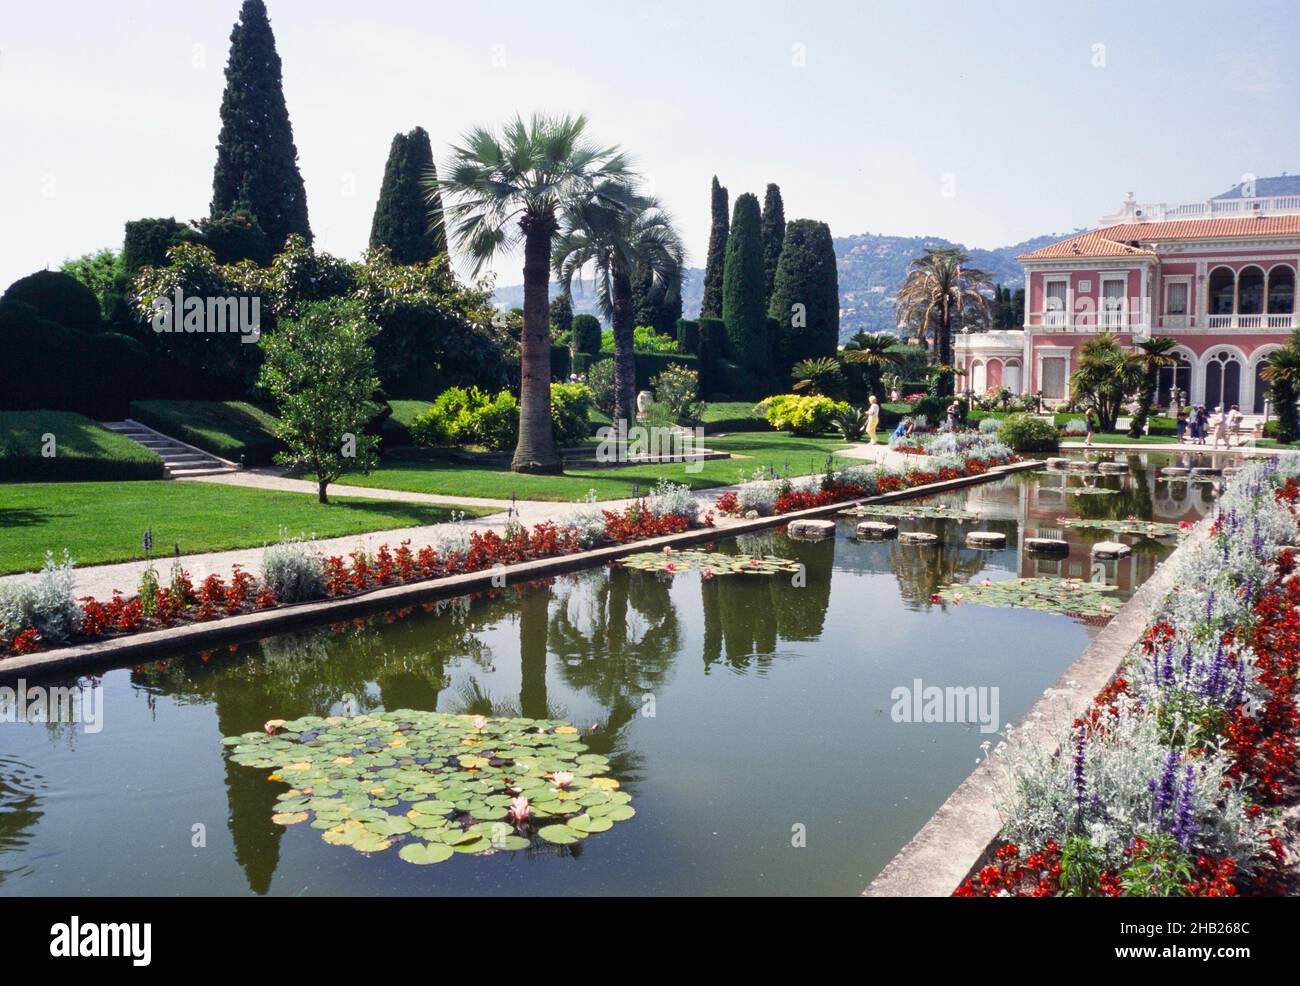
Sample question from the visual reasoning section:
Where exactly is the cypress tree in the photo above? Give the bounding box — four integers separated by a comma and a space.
760, 183, 785, 302
369, 127, 447, 264
700, 176, 729, 319
721, 193, 768, 376
550, 291, 574, 334
768, 218, 839, 376
210, 0, 311, 253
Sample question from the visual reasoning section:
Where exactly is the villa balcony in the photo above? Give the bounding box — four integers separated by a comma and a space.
1204, 314, 1296, 330
1100, 193, 1300, 225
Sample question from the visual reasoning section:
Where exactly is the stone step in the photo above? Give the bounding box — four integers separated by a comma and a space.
100, 419, 236, 478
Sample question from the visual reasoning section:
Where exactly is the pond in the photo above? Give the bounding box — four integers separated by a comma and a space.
0, 453, 1220, 896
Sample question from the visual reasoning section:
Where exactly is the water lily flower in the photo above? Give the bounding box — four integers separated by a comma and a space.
701, 567, 715, 580
930, 593, 942, 603
551, 770, 575, 789
507, 796, 531, 825
471, 716, 486, 732
980, 579, 991, 587
665, 563, 676, 573
953, 592, 963, 603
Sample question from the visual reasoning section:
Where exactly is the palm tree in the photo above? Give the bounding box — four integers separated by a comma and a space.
895, 249, 994, 396
1069, 334, 1142, 432
433, 114, 633, 472
790, 356, 843, 396
552, 189, 684, 427
1262, 334, 1300, 443
1127, 337, 1180, 438
842, 331, 904, 398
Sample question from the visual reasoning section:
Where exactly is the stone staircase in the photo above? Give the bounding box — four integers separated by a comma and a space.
101, 420, 237, 478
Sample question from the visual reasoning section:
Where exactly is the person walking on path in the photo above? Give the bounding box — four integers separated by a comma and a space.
865, 395, 881, 445
1176, 410, 1188, 444
1228, 404, 1243, 447
1084, 407, 1096, 447
1212, 405, 1229, 449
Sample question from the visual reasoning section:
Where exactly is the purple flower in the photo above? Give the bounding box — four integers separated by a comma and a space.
1072, 728, 1088, 810
1172, 765, 1198, 849
1149, 748, 1179, 820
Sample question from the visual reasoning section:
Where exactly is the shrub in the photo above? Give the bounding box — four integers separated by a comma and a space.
585, 358, 616, 417
978, 416, 1001, 435
832, 405, 867, 441
476, 390, 521, 450
565, 491, 607, 548
910, 394, 948, 427
571, 313, 601, 355
734, 469, 779, 515
756, 393, 848, 436
261, 534, 327, 603
644, 478, 700, 524
0, 550, 82, 645
651, 364, 704, 424
676, 318, 700, 355
549, 382, 594, 447
600, 324, 679, 354
2, 269, 104, 333
997, 413, 1060, 452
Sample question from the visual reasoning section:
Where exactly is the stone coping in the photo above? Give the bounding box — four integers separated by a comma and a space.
0, 460, 1039, 684
862, 510, 1206, 897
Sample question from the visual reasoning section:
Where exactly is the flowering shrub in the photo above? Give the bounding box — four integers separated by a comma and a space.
755, 394, 849, 436
980, 457, 1300, 897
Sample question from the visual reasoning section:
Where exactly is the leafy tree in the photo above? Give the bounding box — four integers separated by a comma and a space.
369, 127, 446, 264
1262, 333, 1300, 443
122, 218, 197, 276
721, 192, 769, 380
211, 0, 311, 252
258, 299, 381, 503
1127, 337, 1180, 437
554, 189, 684, 425
1069, 334, 1142, 432
60, 250, 127, 322
842, 330, 904, 398
760, 183, 785, 302
434, 113, 632, 473
700, 176, 728, 318
767, 218, 838, 378
895, 248, 993, 396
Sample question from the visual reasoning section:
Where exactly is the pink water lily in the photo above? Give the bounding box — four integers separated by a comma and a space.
507, 796, 531, 825
551, 770, 575, 789
953, 592, 964, 603
471, 716, 486, 732
980, 579, 991, 588
701, 567, 715, 580
665, 563, 676, 573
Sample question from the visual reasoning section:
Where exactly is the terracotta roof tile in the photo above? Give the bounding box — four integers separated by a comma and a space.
1020, 215, 1300, 261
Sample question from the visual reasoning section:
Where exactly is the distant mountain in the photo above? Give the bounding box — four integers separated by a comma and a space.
493, 230, 1068, 342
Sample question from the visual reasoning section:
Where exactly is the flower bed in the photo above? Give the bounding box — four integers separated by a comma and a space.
0, 480, 710, 659
958, 458, 1300, 897
715, 435, 1015, 519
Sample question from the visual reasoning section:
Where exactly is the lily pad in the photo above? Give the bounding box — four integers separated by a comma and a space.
398, 841, 455, 865
616, 548, 801, 576
935, 577, 1120, 619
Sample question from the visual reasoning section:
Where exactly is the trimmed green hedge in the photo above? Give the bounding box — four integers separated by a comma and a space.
676, 318, 700, 355
550, 344, 572, 381
128, 400, 281, 465
0, 410, 164, 481
700, 401, 767, 434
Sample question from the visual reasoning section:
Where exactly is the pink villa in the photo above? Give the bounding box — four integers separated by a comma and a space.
956, 178, 1300, 414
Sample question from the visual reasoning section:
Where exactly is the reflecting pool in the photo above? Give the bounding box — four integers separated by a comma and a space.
1, 453, 1211, 896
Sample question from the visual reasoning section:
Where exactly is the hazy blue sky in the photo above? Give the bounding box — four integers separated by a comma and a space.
2, 0, 1298, 289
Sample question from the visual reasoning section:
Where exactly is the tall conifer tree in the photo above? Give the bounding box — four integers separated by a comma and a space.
700, 176, 729, 318
369, 127, 446, 263
210, 0, 311, 252
721, 193, 768, 374
768, 218, 840, 375
760, 183, 785, 302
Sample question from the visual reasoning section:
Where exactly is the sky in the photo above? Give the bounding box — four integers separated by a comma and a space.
2, 0, 1299, 290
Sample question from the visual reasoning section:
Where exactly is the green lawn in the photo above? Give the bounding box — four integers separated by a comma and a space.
0, 482, 496, 574
129, 399, 282, 464
0, 410, 163, 481
700, 401, 766, 433
1067, 433, 1181, 445
317, 432, 854, 501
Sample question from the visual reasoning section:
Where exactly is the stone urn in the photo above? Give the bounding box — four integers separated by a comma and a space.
636, 390, 654, 420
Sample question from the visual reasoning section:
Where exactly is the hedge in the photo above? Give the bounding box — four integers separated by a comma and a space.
1, 270, 103, 334
676, 318, 700, 355
584, 352, 701, 393
0, 410, 164, 481
550, 344, 572, 381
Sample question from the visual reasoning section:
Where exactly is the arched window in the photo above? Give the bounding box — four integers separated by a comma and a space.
1004, 360, 1022, 393
1268, 266, 1295, 314
1155, 352, 1192, 407
970, 360, 987, 393
1208, 267, 1235, 316
1204, 350, 1241, 410
1238, 266, 1265, 315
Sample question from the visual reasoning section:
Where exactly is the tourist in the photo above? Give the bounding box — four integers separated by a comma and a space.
891, 417, 914, 442
1228, 404, 1243, 447
1084, 407, 1095, 447
1175, 410, 1188, 443
1212, 405, 1229, 449
865, 395, 880, 445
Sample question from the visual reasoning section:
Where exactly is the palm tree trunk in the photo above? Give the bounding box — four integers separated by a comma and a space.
518, 583, 549, 720
511, 220, 562, 474
610, 264, 637, 428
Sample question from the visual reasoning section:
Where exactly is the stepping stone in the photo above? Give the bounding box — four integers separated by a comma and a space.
1190, 467, 1220, 477
1046, 457, 1071, 470
1097, 462, 1129, 473
855, 521, 898, 539
1025, 537, 1070, 555
786, 519, 836, 541
1091, 541, 1131, 559
965, 531, 1006, 549
898, 531, 939, 546
1160, 466, 1190, 477
1065, 461, 1095, 471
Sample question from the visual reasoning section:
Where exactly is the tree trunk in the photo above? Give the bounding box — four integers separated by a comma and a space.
1128, 372, 1157, 438
318, 477, 329, 504
610, 263, 637, 429
935, 305, 955, 398
511, 218, 562, 474
518, 583, 549, 720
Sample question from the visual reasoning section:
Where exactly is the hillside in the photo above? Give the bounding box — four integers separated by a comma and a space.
493, 230, 1070, 341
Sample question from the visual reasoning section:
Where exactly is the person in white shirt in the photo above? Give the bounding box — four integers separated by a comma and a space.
1212, 405, 1229, 449
865, 395, 880, 444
